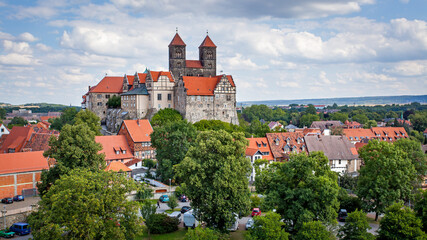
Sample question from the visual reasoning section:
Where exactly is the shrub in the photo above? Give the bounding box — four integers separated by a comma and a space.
338, 188, 363, 213
146, 213, 179, 234
250, 195, 262, 209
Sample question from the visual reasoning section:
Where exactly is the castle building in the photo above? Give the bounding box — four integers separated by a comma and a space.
83, 33, 238, 125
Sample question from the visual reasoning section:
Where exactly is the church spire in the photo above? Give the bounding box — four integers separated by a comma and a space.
199, 35, 216, 48
169, 32, 186, 47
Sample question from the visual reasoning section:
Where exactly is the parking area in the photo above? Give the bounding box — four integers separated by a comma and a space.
1, 196, 40, 212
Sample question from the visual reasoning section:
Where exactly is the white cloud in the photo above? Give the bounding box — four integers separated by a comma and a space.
276, 81, 300, 88
0, 53, 37, 65
3, 40, 32, 54
224, 54, 267, 71
387, 60, 427, 76
256, 78, 268, 88
18, 32, 38, 42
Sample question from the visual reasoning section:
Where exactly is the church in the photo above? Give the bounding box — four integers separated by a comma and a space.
82, 32, 238, 130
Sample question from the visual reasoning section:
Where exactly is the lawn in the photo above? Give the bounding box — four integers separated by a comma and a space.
164, 208, 182, 214
136, 228, 188, 240
230, 229, 246, 240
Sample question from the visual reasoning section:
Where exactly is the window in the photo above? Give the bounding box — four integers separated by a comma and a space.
116, 150, 120, 154
105, 95, 110, 99
1, 129, 4, 132
97, 94, 102, 99
175, 49, 182, 58
168, 93, 172, 101
135, 163, 137, 167
168, 104, 171, 108
158, 104, 161, 109
339, 160, 342, 165
226, 95, 232, 101
197, 96, 201, 101
97, 102, 102, 106
207, 51, 213, 59
157, 94, 162, 100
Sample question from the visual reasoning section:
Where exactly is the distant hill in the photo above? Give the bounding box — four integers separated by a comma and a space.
238, 95, 427, 107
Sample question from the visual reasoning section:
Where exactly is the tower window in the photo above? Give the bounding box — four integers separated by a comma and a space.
157, 94, 162, 100
168, 93, 172, 101
175, 49, 182, 58
207, 51, 213, 59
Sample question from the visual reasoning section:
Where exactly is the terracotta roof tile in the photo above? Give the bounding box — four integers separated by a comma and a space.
22, 132, 58, 152
186, 60, 203, 68
0, 151, 49, 175
120, 119, 153, 143
124, 158, 142, 167
169, 33, 186, 46
40, 116, 57, 122
266, 132, 307, 161
371, 127, 408, 142
95, 135, 134, 161
0, 126, 34, 153
199, 35, 216, 48
90, 76, 124, 93
149, 71, 174, 82
182, 75, 235, 96
343, 128, 376, 142
246, 137, 274, 161
105, 161, 132, 172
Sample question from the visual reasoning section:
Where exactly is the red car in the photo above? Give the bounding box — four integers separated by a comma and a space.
251, 208, 261, 217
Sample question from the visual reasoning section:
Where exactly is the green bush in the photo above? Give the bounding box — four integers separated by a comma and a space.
250, 195, 262, 209
338, 188, 362, 213
146, 213, 179, 234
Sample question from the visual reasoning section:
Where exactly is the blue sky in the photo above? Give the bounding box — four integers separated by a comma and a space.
0, 0, 426, 106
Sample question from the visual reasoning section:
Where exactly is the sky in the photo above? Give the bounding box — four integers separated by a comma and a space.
0, 0, 426, 106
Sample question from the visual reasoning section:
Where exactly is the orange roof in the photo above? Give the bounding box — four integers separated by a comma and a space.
371, 127, 408, 142
95, 135, 134, 161
0, 151, 49, 175
266, 132, 307, 160
149, 71, 174, 82
186, 60, 203, 68
40, 116, 57, 122
126, 75, 136, 85
246, 137, 274, 161
0, 126, 34, 153
105, 161, 132, 172
169, 33, 186, 46
120, 119, 153, 143
90, 76, 123, 93
343, 128, 376, 141
182, 75, 235, 96
199, 35, 216, 48
124, 158, 142, 167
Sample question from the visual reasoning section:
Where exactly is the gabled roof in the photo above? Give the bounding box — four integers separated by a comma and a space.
246, 137, 274, 161
40, 116, 57, 122
182, 75, 235, 96
0, 126, 34, 153
343, 128, 376, 141
105, 161, 132, 172
266, 132, 307, 160
199, 35, 216, 48
149, 71, 174, 82
186, 60, 203, 68
371, 127, 408, 142
169, 33, 186, 46
124, 158, 143, 167
22, 132, 58, 152
95, 135, 134, 161
120, 119, 153, 143
0, 151, 49, 175
90, 76, 124, 93
121, 84, 149, 96
305, 135, 358, 160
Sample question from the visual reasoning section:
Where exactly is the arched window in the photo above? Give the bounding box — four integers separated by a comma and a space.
177, 62, 181, 68
207, 51, 213, 59
175, 49, 182, 58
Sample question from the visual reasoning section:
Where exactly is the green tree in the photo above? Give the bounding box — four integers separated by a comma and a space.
167, 195, 179, 210
150, 120, 198, 182
415, 189, 427, 232
151, 108, 183, 126
378, 202, 427, 240
0, 108, 6, 119
410, 130, 426, 144
409, 111, 427, 132
263, 152, 340, 232
28, 169, 141, 240
39, 124, 105, 195
305, 104, 317, 115
49, 107, 79, 131
185, 226, 228, 240
294, 221, 335, 240
330, 112, 348, 123
339, 210, 375, 240
394, 138, 427, 184
248, 119, 270, 137
299, 113, 320, 128
175, 130, 251, 231
364, 120, 377, 129
246, 212, 289, 240
352, 114, 369, 124
74, 110, 102, 135
106, 95, 121, 108
8, 116, 28, 127
356, 140, 417, 221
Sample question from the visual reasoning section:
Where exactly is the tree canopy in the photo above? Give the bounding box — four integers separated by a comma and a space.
174, 130, 251, 231
151, 108, 183, 126
74, 110, 102, 135
246, 212, 289, 240
106, 95, 121, 108
150, 120, 198, 182
356, 140, 417, 221
338, 210, 375, 240
28, 169, 141, 240
294, 221, 335, 240
49, 107, 79, 131
262, 152, 340, 232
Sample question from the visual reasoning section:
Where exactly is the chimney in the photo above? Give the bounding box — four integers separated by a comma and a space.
88, 86, 91, 91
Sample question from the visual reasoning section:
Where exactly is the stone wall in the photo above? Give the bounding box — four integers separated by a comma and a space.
0, 208, 31, 229
105, 108, 128, 134
88, 93, 120, 122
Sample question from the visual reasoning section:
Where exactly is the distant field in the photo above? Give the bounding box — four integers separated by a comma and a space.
238, 94, 427, 107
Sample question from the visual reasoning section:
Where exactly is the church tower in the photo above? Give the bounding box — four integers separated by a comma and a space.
169, 32, 186, 79
199, 34, 217, 77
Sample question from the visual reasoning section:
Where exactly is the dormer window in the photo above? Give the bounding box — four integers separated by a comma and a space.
297, 138, 301, 144
350, 137, 353, 140
292, 146, 297, 152
262, 142, 267, 147
383, 137, 386, 141
301, 145, 306, 151
122, 150, 126, 154
275, 138, 280, 145
355, 137, 358, 140
116, 150, 120, 154
284, 145, 290, 153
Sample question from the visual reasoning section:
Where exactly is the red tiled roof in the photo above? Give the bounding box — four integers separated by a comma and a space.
186, 60, 203, 68
169, 33, 186, 46
95, 135, 134, 161
90, 76, 124, 93
127, 75, 136, 85
343, 129, 376, 142
246, 137, 274, 161
266, 132, 307, 160
344, 120, 362, 128
0, 151, 49, 175
120, 119, 153, 143
124, 158, 142, 167
0, 126, 34, 153
182, 75, 235, 96
105, 161, 132, 172
371, 127, 408, 142
199, 35, 216, 48
40, 116, 57, 122
149, 71, 174, 82
22, 132, 58, 152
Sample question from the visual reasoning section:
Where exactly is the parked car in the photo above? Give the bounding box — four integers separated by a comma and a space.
9, 222, 31, 236
1, 197, 13, 204
168, 211, 182, 223
179, 195, 188, 202
183, 210, 199, 228
13, 195, 24, 201
181, 206, 191, 213
251, 208, 261, 217
159, 195, 169, 203
0, 229, 15, 238
228, 214, 239, 232
245, 218, 254, 230
338, 209, 348, 222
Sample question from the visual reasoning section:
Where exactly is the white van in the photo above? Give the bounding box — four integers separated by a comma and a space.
168, 211, 182, 223
227, 214, 239, 231
183, 210, 199, 228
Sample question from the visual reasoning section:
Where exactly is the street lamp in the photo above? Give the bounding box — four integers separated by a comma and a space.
1, 206, 6, 230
